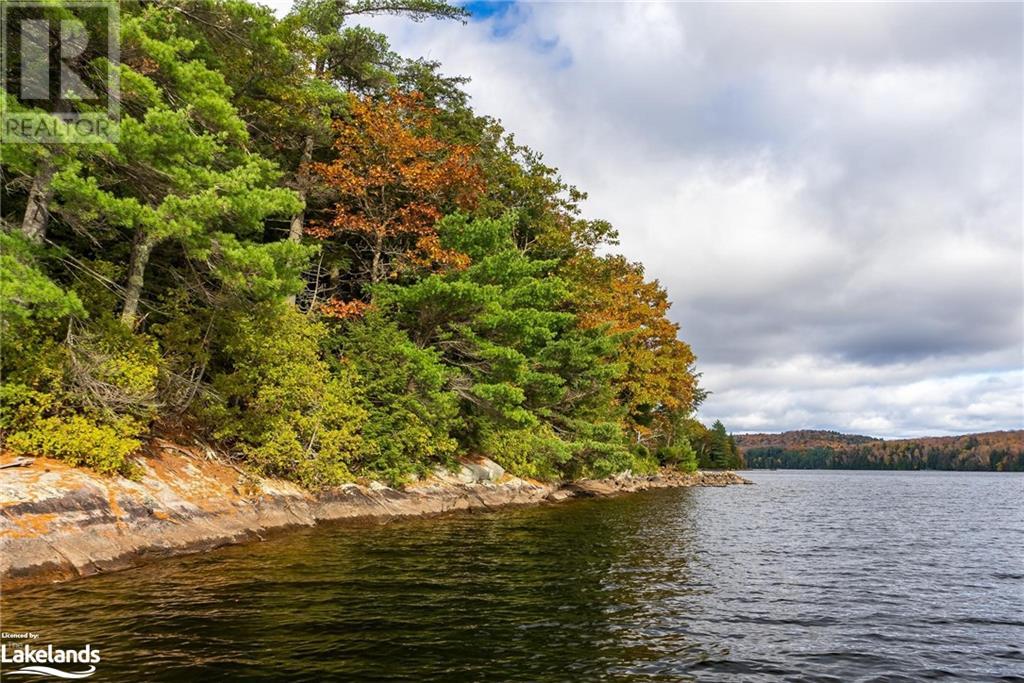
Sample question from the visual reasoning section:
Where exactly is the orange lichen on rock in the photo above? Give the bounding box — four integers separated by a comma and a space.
0, 512, 60, 539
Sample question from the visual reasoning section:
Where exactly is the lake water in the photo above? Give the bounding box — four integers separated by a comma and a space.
2, 471, 1023, 681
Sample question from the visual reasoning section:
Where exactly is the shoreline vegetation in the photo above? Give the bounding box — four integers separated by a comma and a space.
0, 448, 750, 590
738, 430, 1024, 472
2, 1, 744, 497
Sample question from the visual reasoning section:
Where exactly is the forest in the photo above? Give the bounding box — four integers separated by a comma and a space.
0, 0, 740, 487
738, 430, 1024, 472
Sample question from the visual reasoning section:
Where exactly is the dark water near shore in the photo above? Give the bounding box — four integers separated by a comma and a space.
3, 471, 1023, 681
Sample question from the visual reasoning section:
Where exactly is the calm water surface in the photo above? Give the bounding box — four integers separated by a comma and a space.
3, 471, 1023, 681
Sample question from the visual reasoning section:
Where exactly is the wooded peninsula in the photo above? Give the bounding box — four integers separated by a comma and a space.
1, 0, 744, 487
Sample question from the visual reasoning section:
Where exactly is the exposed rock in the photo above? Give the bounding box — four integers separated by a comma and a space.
0, 449, 749, 590
566, 479, 622, 497
0, 457, 34, 470
460, 456, 505, 483
431, 456, 506, 485
544, 489, 575, 503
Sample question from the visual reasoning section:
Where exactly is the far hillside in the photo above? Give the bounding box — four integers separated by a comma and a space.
736, 430, 1024, 472
734, 430, 878, 450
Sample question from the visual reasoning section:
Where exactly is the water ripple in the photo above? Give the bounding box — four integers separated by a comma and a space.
3, 470, 1023, 681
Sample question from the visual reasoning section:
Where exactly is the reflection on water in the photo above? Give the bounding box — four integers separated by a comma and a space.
3, 471, 1023, 681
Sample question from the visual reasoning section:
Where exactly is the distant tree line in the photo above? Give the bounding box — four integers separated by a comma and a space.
740, 431, 1024, 471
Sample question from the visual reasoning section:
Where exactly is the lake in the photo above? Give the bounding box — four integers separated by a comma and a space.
2, 471, 1022, 681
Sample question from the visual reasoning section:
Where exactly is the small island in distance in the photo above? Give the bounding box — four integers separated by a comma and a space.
736, 430, 1024, 472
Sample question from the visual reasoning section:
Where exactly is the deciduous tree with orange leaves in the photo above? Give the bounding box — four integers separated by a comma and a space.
566, 254, 700, 443
312, 92, 484, 287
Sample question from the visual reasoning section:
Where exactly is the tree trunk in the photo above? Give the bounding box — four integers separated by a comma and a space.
285, 135, 315, 306
288, 134, 315, 243
288, 55, 323, 243
120, 230, 156, 325
21, 159, 55, 243
371, 231, 385, 283
287, 197, 307, 243
285, 57, 326, 306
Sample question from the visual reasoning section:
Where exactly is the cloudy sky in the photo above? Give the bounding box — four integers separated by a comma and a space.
268, 1, 1023, 438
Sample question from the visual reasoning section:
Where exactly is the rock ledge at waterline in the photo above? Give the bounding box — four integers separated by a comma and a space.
0, 446, 750, 589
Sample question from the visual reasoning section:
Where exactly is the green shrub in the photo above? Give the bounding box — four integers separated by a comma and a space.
334, 315, 459, 484
4, 411, 143, 477
478, 423, 572, 481
628, 447, 661, 476
0, 238, 152, 477
205, 303, 368, 489
656, 437, 699, 473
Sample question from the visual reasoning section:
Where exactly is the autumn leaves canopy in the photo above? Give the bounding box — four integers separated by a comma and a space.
311, 93, 481, 285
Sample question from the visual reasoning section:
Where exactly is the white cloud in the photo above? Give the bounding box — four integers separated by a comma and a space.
333, 1, 1022, 437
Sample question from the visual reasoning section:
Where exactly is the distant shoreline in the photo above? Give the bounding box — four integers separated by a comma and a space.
740, 468, 1022, 472
735, 429, 1023, 471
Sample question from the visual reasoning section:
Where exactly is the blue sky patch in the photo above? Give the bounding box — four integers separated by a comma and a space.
463, 1, 516, 21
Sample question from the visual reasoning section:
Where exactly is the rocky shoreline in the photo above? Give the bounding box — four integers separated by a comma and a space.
0, 445, 751, 590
